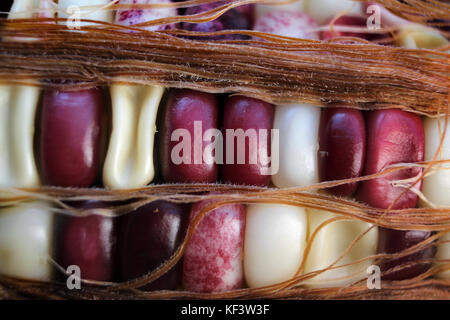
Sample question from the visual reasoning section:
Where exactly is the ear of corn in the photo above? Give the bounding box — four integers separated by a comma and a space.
0, 0, 449, 298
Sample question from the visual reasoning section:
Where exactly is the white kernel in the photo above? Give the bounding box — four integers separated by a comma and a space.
421, 116, 450, 279
103, 85, 163, 189
271, 103, 320, 188
244, 204, 307, 288
0, 202, 54, 281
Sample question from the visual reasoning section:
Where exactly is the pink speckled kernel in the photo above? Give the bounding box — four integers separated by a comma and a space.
183, 200, 246, 293
115, 0, 177, 31
253, 10, 319, 39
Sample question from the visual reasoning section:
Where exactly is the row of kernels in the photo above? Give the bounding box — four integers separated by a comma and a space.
0, 200, 378, 292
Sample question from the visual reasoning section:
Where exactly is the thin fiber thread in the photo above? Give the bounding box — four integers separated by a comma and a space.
0, 0, 449, 299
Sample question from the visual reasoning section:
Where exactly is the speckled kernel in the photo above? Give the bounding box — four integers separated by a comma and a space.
182, 199, 245, 293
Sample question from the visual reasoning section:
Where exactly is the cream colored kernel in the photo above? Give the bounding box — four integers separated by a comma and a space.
103, 85, 163, 189
0, 201, 54, 281
0, 85, 40, 188
304, 209, 378, 288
